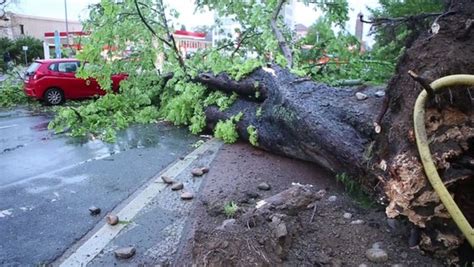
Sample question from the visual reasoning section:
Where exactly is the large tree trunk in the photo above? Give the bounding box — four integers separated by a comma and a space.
195, 0, 473, 261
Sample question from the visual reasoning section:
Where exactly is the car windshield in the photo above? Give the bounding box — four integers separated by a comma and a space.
26, 62, 41, 75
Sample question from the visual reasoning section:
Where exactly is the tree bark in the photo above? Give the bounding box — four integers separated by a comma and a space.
195, 0, 474, 260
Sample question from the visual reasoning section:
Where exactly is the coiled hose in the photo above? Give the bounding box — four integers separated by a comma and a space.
414, 74, 474, 247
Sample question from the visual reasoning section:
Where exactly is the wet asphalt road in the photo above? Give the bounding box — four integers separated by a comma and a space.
0, 107, 197, 265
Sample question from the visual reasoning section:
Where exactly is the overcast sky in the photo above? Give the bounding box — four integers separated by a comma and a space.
8, 0, 379, 42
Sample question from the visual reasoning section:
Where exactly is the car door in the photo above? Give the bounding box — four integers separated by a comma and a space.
55, 61, 89, 99
81, 63, 103, 96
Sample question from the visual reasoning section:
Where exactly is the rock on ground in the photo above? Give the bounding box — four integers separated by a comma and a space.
114, 246, 136, 259
106, 214, 119, 225
88, 206, 101, 216
181, 192, 194, 200
257, 182, 271, 191
366, 248, 389, 263
171, 182, 184, 191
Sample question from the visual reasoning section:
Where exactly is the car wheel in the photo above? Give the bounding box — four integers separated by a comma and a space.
44, 88, 64, 105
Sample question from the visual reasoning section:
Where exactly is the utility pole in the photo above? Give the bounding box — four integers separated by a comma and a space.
64, 0, 70, 57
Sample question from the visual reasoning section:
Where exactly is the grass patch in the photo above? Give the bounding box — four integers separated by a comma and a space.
223, 201, 239, 218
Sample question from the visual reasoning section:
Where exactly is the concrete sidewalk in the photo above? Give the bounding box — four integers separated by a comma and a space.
55, 139, 222, 266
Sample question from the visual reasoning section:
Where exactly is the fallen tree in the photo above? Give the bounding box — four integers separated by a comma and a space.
195, 1, 474, 260
53, 0, 473, 261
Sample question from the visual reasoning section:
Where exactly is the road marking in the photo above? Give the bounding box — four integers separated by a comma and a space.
58, 139, 222, 267
0, 124, 18, 130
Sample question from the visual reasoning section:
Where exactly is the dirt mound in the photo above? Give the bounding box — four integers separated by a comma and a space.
176, 143, 441, 266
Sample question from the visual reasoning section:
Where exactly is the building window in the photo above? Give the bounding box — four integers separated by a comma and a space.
19, 24, 24, 35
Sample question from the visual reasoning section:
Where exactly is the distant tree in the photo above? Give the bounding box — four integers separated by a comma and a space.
368, 0, 445, 62
297, 16, 393, 85
0, 37, 13, 70
304, 17, 336, 48
8, 36, 43, 64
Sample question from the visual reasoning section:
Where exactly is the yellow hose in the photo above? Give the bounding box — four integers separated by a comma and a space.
414, 74, 474, 247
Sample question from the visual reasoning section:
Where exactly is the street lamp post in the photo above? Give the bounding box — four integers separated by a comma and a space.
64, 0, 70, 56
22, 46, 28, 65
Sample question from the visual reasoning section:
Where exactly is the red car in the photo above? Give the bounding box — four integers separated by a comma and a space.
23, 59, 127, 105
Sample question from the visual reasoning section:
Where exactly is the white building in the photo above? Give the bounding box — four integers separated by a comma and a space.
0, 12, 82, 40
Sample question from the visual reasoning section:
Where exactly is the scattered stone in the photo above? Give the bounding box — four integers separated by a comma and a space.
374, 122, 382, 134
392, 264, 406, 267
191, 168, 204, 176
181, 192, 194, 200
179, 156, 185, 160
350, 219, 365, 225
171, 182, 184, 191
328, 195, 337, 202
161, 175, 174, 184
201, 167, 210, 173
89, 206, 101, 216
106, 214, 119, 225
366, 248, 388, 263
358, 264, 369, 267
114, 246, 136, 259
343, 212, 352, 219
355, 92, 368, 100
216, 219, 236, 231
375, 90, 386, 97
257, 182, 271, 191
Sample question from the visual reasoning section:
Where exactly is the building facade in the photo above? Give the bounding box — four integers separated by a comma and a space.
294, 23, 308, 40
0, 12, 82, 40
173, 30, 212, 57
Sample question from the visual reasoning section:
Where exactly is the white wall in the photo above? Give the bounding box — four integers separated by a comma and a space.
2, 12, 82, 40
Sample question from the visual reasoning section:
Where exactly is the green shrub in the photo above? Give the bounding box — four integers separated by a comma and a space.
223, 201, 239, 218
214, 112, 243, 143
0, 76, 30, 108
247, 125, 259, 146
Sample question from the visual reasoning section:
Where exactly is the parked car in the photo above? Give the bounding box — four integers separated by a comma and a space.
23, 59, 127, 105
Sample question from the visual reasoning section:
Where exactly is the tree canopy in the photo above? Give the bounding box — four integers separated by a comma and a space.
49, 0, 351, 141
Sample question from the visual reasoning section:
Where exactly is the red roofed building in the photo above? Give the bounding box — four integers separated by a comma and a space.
173, 30, 212, 57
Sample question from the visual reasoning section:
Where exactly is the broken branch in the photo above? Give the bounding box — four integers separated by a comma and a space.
408, 70, 435, 96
